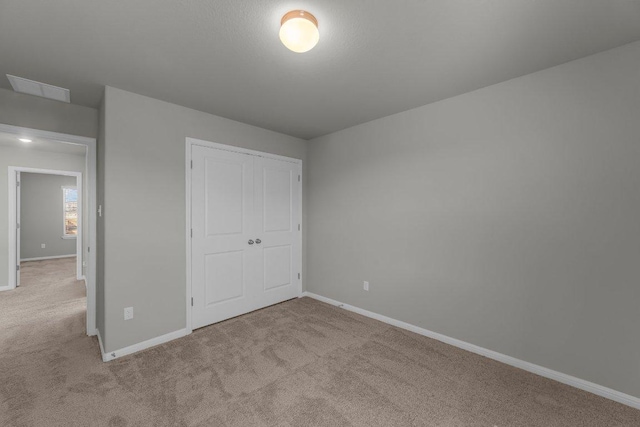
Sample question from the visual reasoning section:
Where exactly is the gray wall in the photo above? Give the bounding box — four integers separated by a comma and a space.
307, 41, 640, 398
0, 146, 86, 286
0, 87, 98, 138
21, 173, 78, 260
101, 86, 307, 352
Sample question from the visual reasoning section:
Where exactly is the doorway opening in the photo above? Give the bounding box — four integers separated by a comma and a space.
12, 168, 83, 287
0, 124, 97, 337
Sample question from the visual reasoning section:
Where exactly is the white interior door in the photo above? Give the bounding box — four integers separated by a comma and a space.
253, 156, 301, 308
190, 144, 301, 329
191, 146, 255, 329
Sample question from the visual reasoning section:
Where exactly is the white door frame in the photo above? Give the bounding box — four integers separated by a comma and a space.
9, 167, 83, 282
15, 171, 20, 286
0, 124, 97, 337
185, 137, 303, 333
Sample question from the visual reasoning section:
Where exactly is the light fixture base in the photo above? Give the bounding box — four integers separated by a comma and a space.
281, 10, 318, 28
279, 10, 319, 53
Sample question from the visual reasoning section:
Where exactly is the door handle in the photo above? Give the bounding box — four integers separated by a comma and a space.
255, 239, 261, 244
248, 239, 254, 245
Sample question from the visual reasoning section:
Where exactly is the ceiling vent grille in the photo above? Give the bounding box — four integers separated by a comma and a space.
7, 74, 70, 103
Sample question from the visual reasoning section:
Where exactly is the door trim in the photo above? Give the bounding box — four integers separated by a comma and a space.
185, 137, 303, 333
0, 123, 97, 337
8, 167, 83, 288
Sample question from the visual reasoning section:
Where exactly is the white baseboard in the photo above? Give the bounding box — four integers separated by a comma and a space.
98, 328, 190, 362
301, 291, 640, 410
21, 254, 76, 262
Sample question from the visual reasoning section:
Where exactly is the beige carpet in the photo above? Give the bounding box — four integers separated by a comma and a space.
1, 258, 639, 426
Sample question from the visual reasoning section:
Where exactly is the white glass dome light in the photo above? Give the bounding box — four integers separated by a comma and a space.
279, 10, 319, 53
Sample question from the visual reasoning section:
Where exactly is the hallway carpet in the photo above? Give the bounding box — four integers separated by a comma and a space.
1, 258, 639, 426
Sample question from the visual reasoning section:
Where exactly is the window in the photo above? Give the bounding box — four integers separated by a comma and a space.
62, 186, 78, 238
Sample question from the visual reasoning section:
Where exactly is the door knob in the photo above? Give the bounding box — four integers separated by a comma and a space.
248, 239, 254, 245
255, 239, 261, 244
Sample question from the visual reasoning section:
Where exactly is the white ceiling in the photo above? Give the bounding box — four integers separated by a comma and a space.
1, 1, 639, 139
0, 132, 86, 156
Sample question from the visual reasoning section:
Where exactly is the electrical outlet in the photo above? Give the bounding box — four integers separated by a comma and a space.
41, 243, 46, 249
124, 307, 134, 320
363, 281, 369, 291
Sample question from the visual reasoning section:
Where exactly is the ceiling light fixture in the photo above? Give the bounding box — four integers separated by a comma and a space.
19, 138, 32, 143
279, 10, 319, 53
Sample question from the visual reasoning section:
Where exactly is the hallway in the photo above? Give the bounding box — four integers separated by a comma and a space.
0, 257, 100, 426
1, 258, 86, 354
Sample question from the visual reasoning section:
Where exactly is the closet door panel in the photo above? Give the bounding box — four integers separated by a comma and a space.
191, 145, 256, 329
253, 157, 301, 306
191, 142, 302, 330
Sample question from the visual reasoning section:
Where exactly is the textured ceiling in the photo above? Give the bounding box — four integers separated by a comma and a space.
1, 1, 640, 139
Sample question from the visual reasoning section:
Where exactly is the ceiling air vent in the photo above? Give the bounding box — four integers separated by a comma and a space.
7, 74, 70, 103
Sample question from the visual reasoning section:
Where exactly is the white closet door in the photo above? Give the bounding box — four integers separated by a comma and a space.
191, 145, 257, 329
191, 143, 301, 330
253, 156, 301, 308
